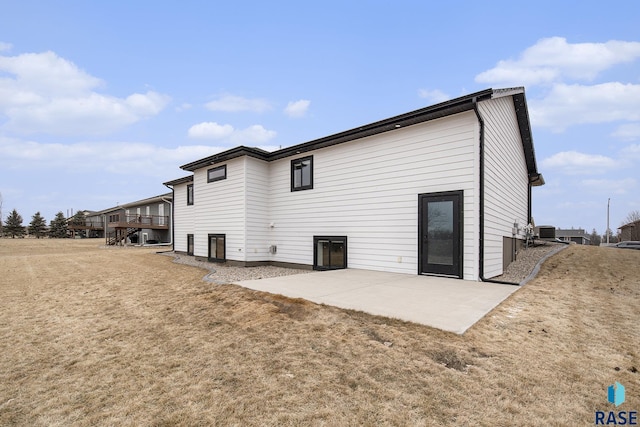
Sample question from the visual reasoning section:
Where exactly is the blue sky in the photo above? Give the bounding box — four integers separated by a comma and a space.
1, 0, 639, 235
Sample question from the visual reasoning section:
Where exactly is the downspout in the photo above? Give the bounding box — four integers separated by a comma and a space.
473, 101, 519, 286
148, 185, 173, 252
161, 194, 173, 247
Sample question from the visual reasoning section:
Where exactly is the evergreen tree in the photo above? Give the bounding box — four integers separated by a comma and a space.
29, 212, 47, 238
49, 211, 68, 238
4, 209, 25, 238
68, 210, 87, 238
589, 228, 601, 246
0, 192, 3, 236
69, 210, 87, 227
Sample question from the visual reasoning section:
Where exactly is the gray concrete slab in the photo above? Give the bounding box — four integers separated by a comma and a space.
236, 269, 519, 334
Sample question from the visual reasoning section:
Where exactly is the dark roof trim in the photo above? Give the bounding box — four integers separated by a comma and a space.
510, 91, 542, 182
163, 175, 194, 186
174, 88, 540, 180
120, 192, 173, 208
267, 89, 494, 161
91, 193, 173, 215
181, 146, 270, 172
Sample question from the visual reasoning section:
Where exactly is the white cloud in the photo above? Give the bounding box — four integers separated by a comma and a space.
187, 122, 234, 139
475, 37, 640, 86
529, 83, 640, 131
230, 124, 276, 143
620, 143, 640, 160
612, 123, 640, 141
580, 178, 636, 195
125, 92, 167, 116
175, 103, 192, 112
187, 122, 276, 144
541, 150, 617, 175
0, 50, 170, 135
0, 42, 12, 52
205, 95, 271, 113
0, 135, 219, 177
2, 90, 170, 136
284, 99, 310, 118
418, 89, 451, 104
0, 51, 103, 97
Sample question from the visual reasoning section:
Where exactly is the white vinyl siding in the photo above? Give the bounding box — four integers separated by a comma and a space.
193, 158, 246, 261
245, 157, 270, 262
170, 97, 535, 281
479, 96, 529, 278
173, 182, 195, 252
268, 112, 479, 278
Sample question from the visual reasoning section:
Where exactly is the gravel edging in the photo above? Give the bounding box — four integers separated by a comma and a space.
159, 242, 568, 286
492, 242, 568, 285
518, 244, 568, 286
158, 252, 312, 284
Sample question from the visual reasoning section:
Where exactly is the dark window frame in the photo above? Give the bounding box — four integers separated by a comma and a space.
208, 234, 226, 262
291, 155, 313, 191
187, 184, 194, 205
207, 165, 227, 183
187, 234, 194, 256
313, 235, 347, 271
417, 190, 464, 278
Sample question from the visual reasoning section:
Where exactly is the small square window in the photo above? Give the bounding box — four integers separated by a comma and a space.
314, 236, 347, 270
207, 165, 227, 183
187, 184, 194, 205
291, 156, 313, 191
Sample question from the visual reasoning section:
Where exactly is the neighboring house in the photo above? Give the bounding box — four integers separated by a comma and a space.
81, 194, 172, 245
556, 228, 591, 245
164, 88, 544, 280
68, 210, 104, 238
619, 220, 640, 241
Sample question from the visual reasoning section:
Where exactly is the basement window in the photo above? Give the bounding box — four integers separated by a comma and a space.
313, 236, 347, 270
208, 234, 226, 262
187, 234, 194, 255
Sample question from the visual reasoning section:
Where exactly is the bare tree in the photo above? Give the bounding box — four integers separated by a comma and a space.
620, 210, 640, 241
623, 210, 640, 224
0, 192, 3, 236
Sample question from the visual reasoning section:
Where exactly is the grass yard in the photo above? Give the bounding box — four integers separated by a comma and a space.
0, 239, 638, 426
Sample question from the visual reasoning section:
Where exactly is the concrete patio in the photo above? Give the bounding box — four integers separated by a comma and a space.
236, 269, 520, 334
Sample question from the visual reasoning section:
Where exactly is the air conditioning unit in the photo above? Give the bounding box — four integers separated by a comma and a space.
537, 226, 556, 239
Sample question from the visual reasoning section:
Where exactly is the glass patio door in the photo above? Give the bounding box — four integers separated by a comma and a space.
419, 191, 463, 278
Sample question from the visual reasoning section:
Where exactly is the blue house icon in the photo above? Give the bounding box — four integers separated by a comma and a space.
608, 382, 625, 407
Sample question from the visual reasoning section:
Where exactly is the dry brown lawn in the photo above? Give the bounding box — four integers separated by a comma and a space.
0, 239, 638, 426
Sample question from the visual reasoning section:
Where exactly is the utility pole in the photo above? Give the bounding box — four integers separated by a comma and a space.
606, 198, 610, 245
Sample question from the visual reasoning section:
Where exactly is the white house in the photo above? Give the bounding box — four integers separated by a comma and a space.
164, 88, 544, 281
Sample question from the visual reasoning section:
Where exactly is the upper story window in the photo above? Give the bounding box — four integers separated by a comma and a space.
187, 184, 194, 205
291, 155, 313, 191
207, 165, 227, 183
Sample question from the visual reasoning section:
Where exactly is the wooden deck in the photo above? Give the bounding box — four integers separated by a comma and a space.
107, 214, 169, 230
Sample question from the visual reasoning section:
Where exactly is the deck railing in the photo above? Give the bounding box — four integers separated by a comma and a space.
108, 214, 169, 228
